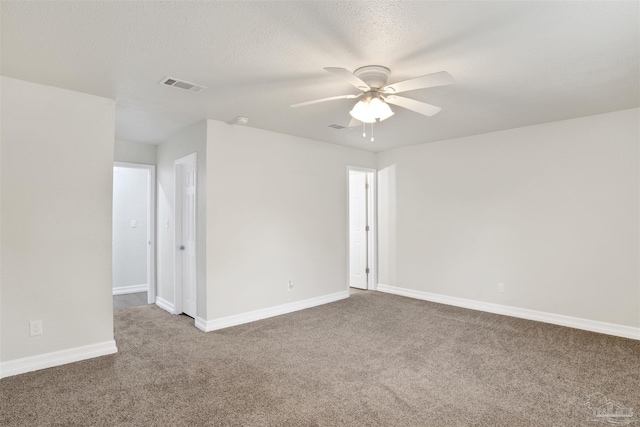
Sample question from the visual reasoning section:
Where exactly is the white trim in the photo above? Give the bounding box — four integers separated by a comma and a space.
377, 284, 640, 340
368, 170, 378, 291
195, 290, 349, 332
0, 340, 118, 379
155, 296, 175, 314
147, 165, 156, 305
346, 166, 378, 291
112, 284, 148, 295
194, 317, 208, 331
113, 162, 156, 305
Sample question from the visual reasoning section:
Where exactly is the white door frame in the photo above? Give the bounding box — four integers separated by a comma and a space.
173, 152, 197, 316
346, 166, 377, 291
113, 162, 156, 304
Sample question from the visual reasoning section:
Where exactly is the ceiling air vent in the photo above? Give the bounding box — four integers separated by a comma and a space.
328, 124, 346, 130
159, 76, 206, 93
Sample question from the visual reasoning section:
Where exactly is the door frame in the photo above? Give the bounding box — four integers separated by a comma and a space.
173, 152, 197, 316
346, 166, 377, 291
113, 162, 156, 304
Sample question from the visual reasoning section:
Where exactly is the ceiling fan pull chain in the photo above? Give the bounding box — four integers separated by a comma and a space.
362, 122, 366, 138
370, 122, 374, 142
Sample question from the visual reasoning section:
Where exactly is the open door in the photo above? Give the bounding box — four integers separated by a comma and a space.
174, 153, 197, 318
348, 167, 376, 290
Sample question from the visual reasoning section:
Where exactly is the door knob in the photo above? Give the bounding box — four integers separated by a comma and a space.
179, 245, 185, 250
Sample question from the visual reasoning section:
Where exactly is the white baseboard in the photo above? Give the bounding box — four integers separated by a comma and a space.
377, 284, 640, 340
112, 284, 147, 295
194, 316, 208, 331
196, 290, 349, 332
0, 340, 118, 379
155, 296, 175, 314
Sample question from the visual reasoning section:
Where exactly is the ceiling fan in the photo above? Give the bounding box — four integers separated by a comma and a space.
291, 66, 454, 135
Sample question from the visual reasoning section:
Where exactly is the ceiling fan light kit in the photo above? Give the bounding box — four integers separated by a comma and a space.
350, 94, 395, 123
291, 65, 454, 142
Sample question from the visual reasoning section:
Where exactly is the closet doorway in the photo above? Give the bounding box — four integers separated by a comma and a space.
112, 162, 156, 306
347, 167, 376, 290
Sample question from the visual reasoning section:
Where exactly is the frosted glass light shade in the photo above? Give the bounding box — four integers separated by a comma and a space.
372, 98, 394, 121
349, 98, 394, 123
349, 100, 376, 123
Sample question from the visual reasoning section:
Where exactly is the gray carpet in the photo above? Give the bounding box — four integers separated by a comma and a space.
1, 292, 639, 426
113, 291, 149, 309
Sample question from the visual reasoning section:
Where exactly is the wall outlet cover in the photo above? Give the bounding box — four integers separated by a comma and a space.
29, 320, 43, 336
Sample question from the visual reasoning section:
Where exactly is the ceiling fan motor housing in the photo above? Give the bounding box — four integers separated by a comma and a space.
354, 65, 391, 90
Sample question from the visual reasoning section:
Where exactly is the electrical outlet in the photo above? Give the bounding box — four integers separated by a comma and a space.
29, 320, 43, 336
498, 283, 505, 293
288, 281, 294, 291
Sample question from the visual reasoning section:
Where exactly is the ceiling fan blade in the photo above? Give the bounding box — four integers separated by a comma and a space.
383, 71, 454, 94
384, 95, 442, 117
347, 117, 361, 128
290, 93, 361, 108
324, 67, 371, 91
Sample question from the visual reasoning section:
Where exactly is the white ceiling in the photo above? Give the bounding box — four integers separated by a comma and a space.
2, 1, 638, 152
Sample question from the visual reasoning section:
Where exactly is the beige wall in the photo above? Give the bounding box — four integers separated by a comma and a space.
378, 108, 640, 327
114, 139, 157, 165
205, 120, 377, 320
112, 167, 149, 290
1, 77, 116, 362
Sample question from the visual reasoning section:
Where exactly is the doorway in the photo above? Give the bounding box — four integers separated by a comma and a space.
348, 167, 376, 290
174, 153, 197, 318
112, 162, 156, 306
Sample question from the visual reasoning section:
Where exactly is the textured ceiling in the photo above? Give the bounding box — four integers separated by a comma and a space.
2, 1, 638, 152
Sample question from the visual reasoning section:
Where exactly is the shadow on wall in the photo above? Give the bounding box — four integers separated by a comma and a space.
156, 169, 173, 310
377, 164, 396, 287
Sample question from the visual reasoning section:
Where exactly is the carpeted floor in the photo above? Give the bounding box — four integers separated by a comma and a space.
1, 292, 639, 426
113, 291, 149, 309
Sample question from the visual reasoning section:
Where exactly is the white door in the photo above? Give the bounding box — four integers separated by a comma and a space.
178, 156, 197, 317
349, 171, 369, 289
